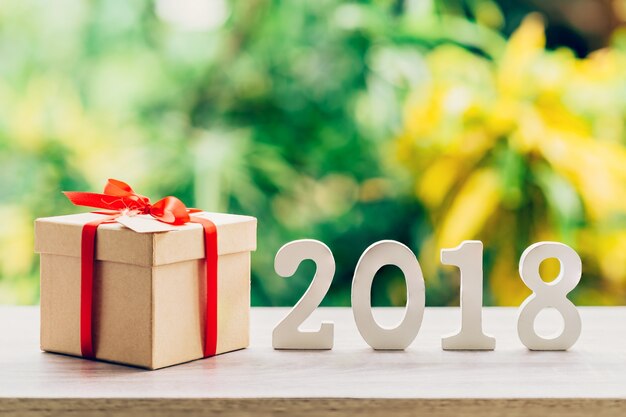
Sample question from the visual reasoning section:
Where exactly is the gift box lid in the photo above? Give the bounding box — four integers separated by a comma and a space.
34, 211, 257, 267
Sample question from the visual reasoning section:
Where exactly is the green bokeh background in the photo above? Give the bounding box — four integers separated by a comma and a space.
1, 0, 625, 306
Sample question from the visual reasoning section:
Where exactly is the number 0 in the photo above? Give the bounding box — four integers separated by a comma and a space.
351, 240, 425, 350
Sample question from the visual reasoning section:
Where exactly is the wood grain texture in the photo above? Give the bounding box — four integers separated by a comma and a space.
1, 306, 626, 416
1, 398, 626, 417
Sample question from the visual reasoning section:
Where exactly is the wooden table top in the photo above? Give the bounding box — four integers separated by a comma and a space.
1, 306, 625, 416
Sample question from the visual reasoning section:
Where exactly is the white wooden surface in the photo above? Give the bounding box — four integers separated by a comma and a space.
1, 306, 626, 416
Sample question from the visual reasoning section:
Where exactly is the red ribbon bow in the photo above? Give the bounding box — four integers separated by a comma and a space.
64, 178, 192, 225
64, 179, 218, 360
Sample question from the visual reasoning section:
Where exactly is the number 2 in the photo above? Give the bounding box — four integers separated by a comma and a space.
272, 240, 335, 349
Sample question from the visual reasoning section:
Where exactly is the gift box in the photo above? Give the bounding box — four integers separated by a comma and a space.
34, 180, 256, 369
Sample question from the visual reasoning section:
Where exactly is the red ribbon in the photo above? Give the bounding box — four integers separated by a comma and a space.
65, 179, 218, 359
64, 178, 192, 225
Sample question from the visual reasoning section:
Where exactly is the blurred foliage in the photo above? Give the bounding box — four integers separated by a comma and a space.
396, 14, 626, 305
0, 0, 625, 306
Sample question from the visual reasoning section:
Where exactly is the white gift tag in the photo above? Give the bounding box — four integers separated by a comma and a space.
116, 214, 182, 233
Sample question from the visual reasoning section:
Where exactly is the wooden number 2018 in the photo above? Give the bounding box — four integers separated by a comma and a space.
272, 240, 335, 349
272, 240, 582, 351
517, 242, 582, 350
352, 241, 425, 350
441, 241, 495, 350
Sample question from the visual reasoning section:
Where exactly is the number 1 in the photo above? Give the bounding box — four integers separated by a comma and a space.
441, 241, 495, 350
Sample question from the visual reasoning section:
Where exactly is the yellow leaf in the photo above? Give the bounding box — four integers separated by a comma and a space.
437, 168, 501, 248
497, 13, 545, 97
490, 244, 531, 305
418, 157, 461, 208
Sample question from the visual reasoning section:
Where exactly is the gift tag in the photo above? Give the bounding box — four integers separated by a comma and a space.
116, 214, 182, 233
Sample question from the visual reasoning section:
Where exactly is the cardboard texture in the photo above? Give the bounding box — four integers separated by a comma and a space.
35, 211, 256, 369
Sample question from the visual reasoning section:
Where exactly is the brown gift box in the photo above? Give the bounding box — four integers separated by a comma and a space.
34, 211, 256, 369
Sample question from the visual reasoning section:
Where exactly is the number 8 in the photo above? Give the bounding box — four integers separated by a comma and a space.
517, 242, 582, 350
